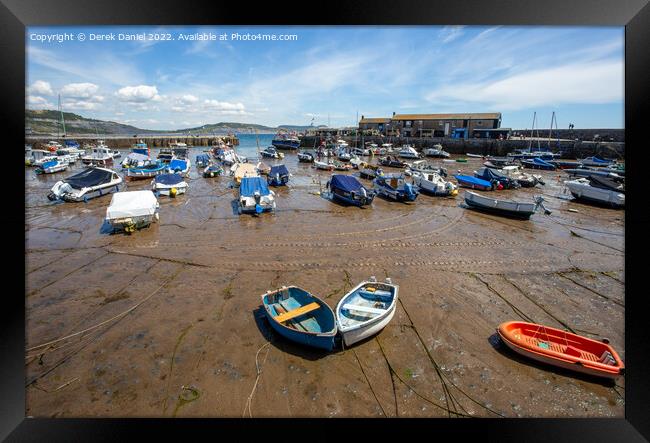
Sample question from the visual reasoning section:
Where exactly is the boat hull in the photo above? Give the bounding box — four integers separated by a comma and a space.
565, 181, 624, 208
272, 140, 300, 150
464, 191, 536, 219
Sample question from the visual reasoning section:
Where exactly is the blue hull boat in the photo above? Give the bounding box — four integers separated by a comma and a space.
373, 174, 419, 202
267, 164, 290, 186
262, 286, 337, 351
454, 174, 493, 191
168, 159, 190, 176
327, 174, 375, 207
126, 162, 167, 180
203, 164, 224, 178
521, 158, 556, 171
272, 139, 301, 150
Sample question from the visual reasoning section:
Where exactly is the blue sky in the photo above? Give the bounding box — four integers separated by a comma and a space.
26, 26, 624, 130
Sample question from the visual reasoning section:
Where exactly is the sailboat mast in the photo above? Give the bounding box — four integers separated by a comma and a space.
58, 94, 66, 137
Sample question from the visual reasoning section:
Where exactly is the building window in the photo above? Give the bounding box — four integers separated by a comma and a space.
477, 120, 482, 125
405, 120, 412, 127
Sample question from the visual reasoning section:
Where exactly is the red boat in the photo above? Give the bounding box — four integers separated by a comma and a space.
497, 321, 624, 379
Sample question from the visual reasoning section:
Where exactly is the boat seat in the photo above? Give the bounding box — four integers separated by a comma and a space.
564, 345, 582, 358
342, 304, 385, 315
273, 302, 320, 323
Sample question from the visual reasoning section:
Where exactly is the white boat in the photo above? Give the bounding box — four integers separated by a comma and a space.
44, 141, 63, 152
121, 152, 150, 169
398, 145, 421, 159
105, 190, 160, 233
349, 156, 363, 169
500, 165, 544, 188
564, 178, 624, 208
411, 170, 458, 196
230, 162, 259, 186
464, 190, 548, 219
35, 159, 68, 175
239, 176, 276, 214
81, 141, 114, 166
28, 149, 57, 167
112, 150, 122, 159
352, 147, 371, 156
151, 173, 188, 197
337, 150, 352, 162
313, 160, 335, 171
424, 144, 450, 158
48, 167, 123, 202
57, 147, 85, 159
466, 153, 484, 158
336, 276, 399, 347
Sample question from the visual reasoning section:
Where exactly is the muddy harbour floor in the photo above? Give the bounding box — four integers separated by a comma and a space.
25, 151, 624, 418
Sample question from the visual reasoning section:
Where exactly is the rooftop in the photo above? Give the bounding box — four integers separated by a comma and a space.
359, 117, 391, 124
391, 113, 502, 121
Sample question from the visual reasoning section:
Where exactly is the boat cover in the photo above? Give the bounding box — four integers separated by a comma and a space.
532, 158, 554, 167
454, 175, 492, 187
106, 191, 158, 219
269, 165, 289, 176
125, 153, 149, 162
330, 174, 365, 192
169, 159, 188, 171
195, 154, 210, 163
240, 176, 271, 197
41, 160, 59, 169
155, 173, 185, 185
475, 167, 508, 181
64, 168, 114, 190
588, 175, 625, 193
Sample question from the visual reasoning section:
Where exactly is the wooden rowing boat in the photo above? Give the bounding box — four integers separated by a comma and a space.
497, 321, 624, 379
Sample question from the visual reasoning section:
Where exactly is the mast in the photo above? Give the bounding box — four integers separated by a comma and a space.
58, 94, 66, 137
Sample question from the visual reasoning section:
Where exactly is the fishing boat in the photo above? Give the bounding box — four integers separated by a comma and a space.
195, 154, 211, 168
271, 130, 301, 150
167, 158, 190, 177
332, 160, 353, 171
580, 156, 616, 168
464, 191, 549, 219
454, 174, 494, 191
267, 164, 290, 186
105, 190, 160, 234
260, 146, 285, 159
126, 160, 167, 180
337, 150, 352, 162
238, 176, 276, 214
466, 153, 484, 158
35, 159, 68, 175
81, 141, 114, 166
48, 167, 122, 202
156, 148, 175, 164
28, 149, 57, 167
373, 173, 419, 202
131, 140, 149, 156
424, 144, 450, 158
408, 160, 447, 175
170, 142, 189, 160
231, 163, 259, 186
121, 152, 150, 169
336, 277, 398, 347
297, 151, 314, 163
45, 140, 63, 152
474, 167, 521, 189
521, 157, 556, 171
411, 170, 458, 196
326, 174, 375, 207
397, 145, 421, 159
497, 320, 624, 379
152, 173, 188, 197
564, 168, 624, 182
261, 286, 337, 350
203, 164, 224, 178
313, 160, 335, 171
359, 163, 383, 180
378, 156, 407, 168
564, 177, 624, 208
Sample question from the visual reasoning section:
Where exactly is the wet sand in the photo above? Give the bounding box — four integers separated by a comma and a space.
25, 151, 624, 417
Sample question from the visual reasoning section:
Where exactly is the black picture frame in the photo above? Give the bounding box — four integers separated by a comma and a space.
2, 0, 648, 440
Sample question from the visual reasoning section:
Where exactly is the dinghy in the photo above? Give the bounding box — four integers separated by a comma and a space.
231, 163, 259, 186
454, 174, 494, 191
336, 277, 398, 347
564, 177, 624, 208
378, 156, 408, 168
412, 170, 457, 196
156, 148, 175, 164
373, 173, 419, 202
35, 159, 68, 175
121, 152, 150, 169
580, 156, 615, 168
238, 176, 276, 214
167, 158, 190, 177
500, 165, 544, 188
424, 144, 450, 158
349, 156, 363, 169
126, 161, 167, 180
267, 164, 290, 186
466, 153, 484, 158
48, 167, 122, 202
497, 321, 624, 379
297, 151, 314, 163
152, 173, 188, 197
326, 174, 375, 207
332, 160, 353, 171
464, 191, 549, 219
105, 190, 160, 234
203, 164, 224, 178
398, 145, 421, 159
262, 286, 337, 350
313, 160, 335, 171
521, 157, 556, 171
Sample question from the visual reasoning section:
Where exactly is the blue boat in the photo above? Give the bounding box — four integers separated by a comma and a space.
373, 173, 419, 202
580, 156, 616, 167
131, 141, 149, 156
168, 158, 190, 176
64, 140, 80, 149
203, 164, 224, 178
521, 157, 556, 171
195, 154, 211, 168
326, 174, 375, 207
239, 176, 276, 214
267, 164, 290, 186
261, 286, 337, 351
474, 167, 520, 189
454, 174, 494, 191
126, 161, 167, 180
271, 131, 301, 150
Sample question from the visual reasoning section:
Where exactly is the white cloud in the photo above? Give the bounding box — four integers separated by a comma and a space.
61, 82, 99, 98
27, 95, 54, 108
426, 60, 623, 110
180, 94, 199, 104
439, 26, 466, 44
29, 80, 54, 95
116, 85, 161, 102
63, 100, 99, 110
203, 99, 245, 111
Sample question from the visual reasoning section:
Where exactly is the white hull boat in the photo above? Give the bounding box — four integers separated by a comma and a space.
565, 178, 624, 208
48, 167, 123, 202
35, 159, 68, 174
152, 173, 189, 196
424, 145, 450, 158
398, 145, 421, 159
464, 191, 548, 219
239, 176, 276, 214
313, 160, 335, 171
411, 170, 457, 196
106, 190, 160, 233
336, 277, 398, 347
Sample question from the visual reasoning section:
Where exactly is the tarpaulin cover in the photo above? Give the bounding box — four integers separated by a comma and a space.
125, 153, 149, 162
330, 174, 364, 192
64, 168, 114, 190
169, 159, 188, 171
589, 175, 625, 193
240, 176, 271, 197
106, 191, 159, 219
532, 158, 554, 167
41, 160, 59, 169
475, 167, 509, 181
269, 165, 289, 176
155, 173, 185, 185
195, 154, 210, 162
65, 140, 79, 147
454, 175, 492, 187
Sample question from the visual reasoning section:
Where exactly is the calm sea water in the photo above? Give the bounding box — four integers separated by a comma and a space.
233, 133, 276, 158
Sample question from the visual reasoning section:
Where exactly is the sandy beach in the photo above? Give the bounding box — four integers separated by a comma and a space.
25, 151, 624, 418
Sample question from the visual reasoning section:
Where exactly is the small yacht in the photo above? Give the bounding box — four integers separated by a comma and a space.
81, 141, 114, 166
398, 145, 421, 159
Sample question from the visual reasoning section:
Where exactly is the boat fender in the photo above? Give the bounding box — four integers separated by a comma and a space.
170, 187, 178, 198
601, 337, 610, 344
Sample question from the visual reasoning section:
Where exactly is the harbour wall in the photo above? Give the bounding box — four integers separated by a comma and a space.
25, 135, 240, 149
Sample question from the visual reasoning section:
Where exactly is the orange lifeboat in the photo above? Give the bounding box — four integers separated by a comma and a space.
497, 321, 624, 379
